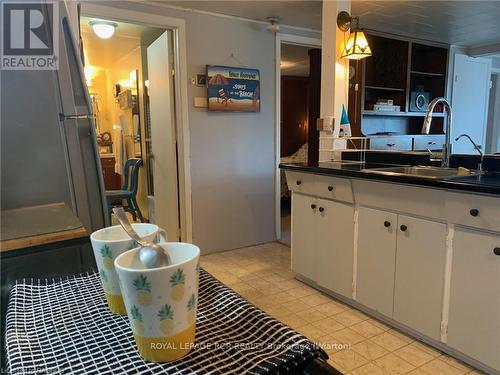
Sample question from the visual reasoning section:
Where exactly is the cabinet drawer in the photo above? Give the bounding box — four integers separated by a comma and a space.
413, 135, 445, 151
369, 136, 412, 151
285, 171, 316, 195
445, 192, 500, 232
314, 175, 353, 203
353, 179, 446, 220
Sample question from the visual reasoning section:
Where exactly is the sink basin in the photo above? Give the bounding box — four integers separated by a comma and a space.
362, 166, 466, 179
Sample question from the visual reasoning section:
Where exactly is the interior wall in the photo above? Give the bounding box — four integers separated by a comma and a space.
101, 1, 321, 253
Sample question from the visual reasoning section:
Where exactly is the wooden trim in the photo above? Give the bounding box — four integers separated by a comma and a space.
0, 227, 88, 252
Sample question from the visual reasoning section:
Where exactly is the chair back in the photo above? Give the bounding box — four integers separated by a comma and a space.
121, 158, 143, 195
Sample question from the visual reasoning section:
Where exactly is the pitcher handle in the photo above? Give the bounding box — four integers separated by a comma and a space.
158, 229, 168, 242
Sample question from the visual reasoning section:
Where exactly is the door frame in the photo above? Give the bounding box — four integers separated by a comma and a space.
275, 33, 321, 241
80, 3, 193, 242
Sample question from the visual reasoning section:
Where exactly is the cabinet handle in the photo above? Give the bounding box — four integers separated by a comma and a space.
387, 143, 395, 147
319, 207, 325, 213
311, 204, 316, 210
384, 221, 391, 228
296, 180, 302, 185
328, 186, 334, 191
470, 209, 479, 217
428, 141, 437, 145
400, 225, 407, 232
494, 247, 500, 256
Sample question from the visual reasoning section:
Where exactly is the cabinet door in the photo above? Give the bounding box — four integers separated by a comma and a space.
316, 199, 354, 297
357, 207, 397, 317
291, 193, 317, 281
447, 228, 500, 371
393, 215, 446, 340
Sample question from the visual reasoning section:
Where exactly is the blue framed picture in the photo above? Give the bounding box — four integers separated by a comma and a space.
206, 65, 260, 112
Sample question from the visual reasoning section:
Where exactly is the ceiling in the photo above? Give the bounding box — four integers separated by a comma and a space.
161, 1, 322, 30
80, 16, 164, 68
159, 1, 500, 48
281, 44, 311, 76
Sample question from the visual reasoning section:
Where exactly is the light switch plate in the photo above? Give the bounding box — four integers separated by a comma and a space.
194, 97, 207, 108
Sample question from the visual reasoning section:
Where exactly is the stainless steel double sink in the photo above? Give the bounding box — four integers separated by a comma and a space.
361, 165, 476, 180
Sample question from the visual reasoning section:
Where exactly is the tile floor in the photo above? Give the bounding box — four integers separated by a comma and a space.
201, 242, 485, 375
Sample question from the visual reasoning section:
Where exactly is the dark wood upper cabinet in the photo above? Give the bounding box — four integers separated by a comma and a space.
364, 35, 409, 90
348, 33, 449, 138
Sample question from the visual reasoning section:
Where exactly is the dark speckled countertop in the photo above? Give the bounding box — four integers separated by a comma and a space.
280, 161, 500, 196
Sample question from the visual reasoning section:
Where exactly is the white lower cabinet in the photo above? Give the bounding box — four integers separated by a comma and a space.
291, 193, 316, 281
393, 215, 447, 340
291, 193, 354, 298
287, 171, 500, 372
357, 209, 447, 340
357, 207, 398, 317
447, 227, 500, 371
316, 198, 354, 297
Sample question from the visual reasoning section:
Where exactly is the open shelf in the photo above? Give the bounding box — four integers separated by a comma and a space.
410, 70, 445, 77
362, 110, 445, 117
365, 85, 406, 92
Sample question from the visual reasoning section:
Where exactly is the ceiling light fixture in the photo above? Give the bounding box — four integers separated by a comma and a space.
266, 17, 280, 33
337, 11, 372, 60
89, 20, 117, 39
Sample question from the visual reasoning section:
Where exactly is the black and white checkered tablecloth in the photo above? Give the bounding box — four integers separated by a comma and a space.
6, 269, 328, 374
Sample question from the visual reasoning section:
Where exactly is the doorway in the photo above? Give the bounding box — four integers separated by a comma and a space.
275, 35, 321, 245
80, 4, 192, 241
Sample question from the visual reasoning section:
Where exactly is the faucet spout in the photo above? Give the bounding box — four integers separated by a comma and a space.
455, 134, 485, 173
421, 97, 452, 168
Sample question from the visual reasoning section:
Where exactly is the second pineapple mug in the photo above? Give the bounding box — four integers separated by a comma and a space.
90, 223, 167, 315
114, 242, 200, 362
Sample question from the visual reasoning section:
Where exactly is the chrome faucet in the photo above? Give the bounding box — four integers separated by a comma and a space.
455, 134, 485, 173
421, 97, 452, 168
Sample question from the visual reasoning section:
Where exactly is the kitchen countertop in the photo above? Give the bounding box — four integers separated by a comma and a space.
280, 161, 500, 196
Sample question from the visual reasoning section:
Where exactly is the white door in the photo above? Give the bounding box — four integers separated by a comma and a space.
451, 54, 492, 154
291, 193, 317, 281
447, 227, 500, 371
357, 207, 397, 317
316, 199, 354, 298
147, 32, 180, 240
393, 215, 447, 340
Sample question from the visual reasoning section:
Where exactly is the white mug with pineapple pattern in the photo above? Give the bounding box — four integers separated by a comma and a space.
90, 224, 167, 315
114, 242, 200, 363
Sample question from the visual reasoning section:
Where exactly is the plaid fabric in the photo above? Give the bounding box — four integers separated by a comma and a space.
6, 269, 328, 374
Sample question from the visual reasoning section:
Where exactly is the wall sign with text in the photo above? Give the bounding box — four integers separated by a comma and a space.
206, 65, 260, 112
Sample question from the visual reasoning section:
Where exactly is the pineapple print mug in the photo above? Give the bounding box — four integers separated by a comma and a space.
90, 224, 167, 315
114, 242, 200, 362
